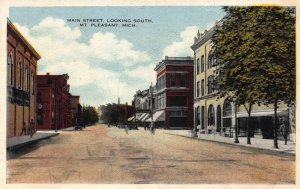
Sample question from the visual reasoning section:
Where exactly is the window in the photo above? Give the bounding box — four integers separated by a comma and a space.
208, 75, 215, 94
170, 96, 187, 107
196, 106, 200, 125
31, 72, 35, 95
170, 73, 176, 87
201, 79, 204, 96
208, 51, 214, 69
201, 106, 205, 129
7, 53, 12, 85
208, 104, 215, 126
196, 58, 200, 74
180, 73, 187, 87
18, 61, 23, 89
201, 55, 204, 73
170, 111, 187, 117
196, 81, 200, 97
25, 67, 29, 91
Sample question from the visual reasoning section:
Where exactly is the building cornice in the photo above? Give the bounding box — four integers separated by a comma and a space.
7, 18, 41, 60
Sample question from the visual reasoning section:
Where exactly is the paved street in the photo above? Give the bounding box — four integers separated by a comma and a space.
7, 124, 295, 184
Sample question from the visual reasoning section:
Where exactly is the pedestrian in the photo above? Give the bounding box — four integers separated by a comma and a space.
280, 120, 289, 145
20, 122, 27, 136
125, 124, 129, 134
29, 119, 35, 138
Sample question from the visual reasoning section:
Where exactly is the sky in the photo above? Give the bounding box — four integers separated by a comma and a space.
9, 6, 226, 106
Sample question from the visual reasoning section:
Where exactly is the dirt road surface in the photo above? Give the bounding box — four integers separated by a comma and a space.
7, 124, 295, 184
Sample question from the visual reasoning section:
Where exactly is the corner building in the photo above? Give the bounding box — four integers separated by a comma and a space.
153, 56, 194, 129
191, 22, 290, 139
7, 19, 41, 137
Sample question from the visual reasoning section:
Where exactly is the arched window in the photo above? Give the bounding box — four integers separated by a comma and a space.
18, 60, 23, 89
223, 98, 232, 128
208, 104, 215, 126
8, 52, 14, 86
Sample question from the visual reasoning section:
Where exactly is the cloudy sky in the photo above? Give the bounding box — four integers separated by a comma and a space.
10, 6, 225, 106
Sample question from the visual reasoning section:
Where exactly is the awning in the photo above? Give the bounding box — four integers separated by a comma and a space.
136, 113, 147, 121
127, 116, 134, 121
237, 110, 288, 118
140, 113, 150, 122
146, 111, 165, 122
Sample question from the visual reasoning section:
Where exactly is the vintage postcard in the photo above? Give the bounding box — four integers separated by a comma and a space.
1, 0, 299, 188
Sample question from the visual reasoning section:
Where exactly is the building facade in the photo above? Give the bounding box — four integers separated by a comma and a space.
36, 73, 72, 130
129, 89, 151, 126
7, 19, 41, 137
70, 95, 82, 125
191, 22, 290, 139
153, 56, 194, 129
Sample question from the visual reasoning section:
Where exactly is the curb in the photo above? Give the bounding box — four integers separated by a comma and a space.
164, 132, 295, 155
7, 133, 60, 150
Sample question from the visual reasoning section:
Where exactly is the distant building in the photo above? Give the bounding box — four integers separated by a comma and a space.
7, 19, 41, 137
152, 56, 194, 129
70, 95, 82, 125
128, 89, 151, 126
36, 73, 72, 130
191, 22, 290, 138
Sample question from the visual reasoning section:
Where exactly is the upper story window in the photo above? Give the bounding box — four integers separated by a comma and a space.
170, 73, 176, 87
201, 79, 204, 96
200, 55, 204, 73
170, 96, 187, 107
157, 74, 166, 91
208, 51, 216, 69
31, 72, 35, 95
196, 58, 200, 74
18, 61, 23, 89
180, 73, 187, 87
207, 75, 215, 94
7, 52, 14, 86
25, 66, 29, 91
196, 81, 200, 97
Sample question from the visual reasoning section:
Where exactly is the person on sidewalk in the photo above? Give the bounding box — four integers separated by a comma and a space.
20, 122, 27, 136
29, 119, 35, 138
280, 119, 290, 145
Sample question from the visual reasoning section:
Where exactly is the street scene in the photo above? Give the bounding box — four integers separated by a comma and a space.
6, 5, 296, 185
7, 124, 295, 184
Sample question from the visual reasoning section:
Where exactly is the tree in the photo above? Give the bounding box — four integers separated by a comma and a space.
213, 7, 263, 144
244, 7, 295, 148
100, 103, 123, 124
213, 6, 295, 147
82, 105, 99, 125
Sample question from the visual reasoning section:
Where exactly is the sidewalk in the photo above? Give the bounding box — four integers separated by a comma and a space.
61, 126, 75, 131
163, 130, 296, 154
7, 131, 60, 150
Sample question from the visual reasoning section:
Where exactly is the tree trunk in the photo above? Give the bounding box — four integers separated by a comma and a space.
274, 98, 279, 149
246, 104, 252, 144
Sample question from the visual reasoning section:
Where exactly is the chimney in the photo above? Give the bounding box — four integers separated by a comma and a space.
118, 97, 120, 105
46, 72, 50, 75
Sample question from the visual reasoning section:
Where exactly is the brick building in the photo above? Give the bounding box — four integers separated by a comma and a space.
152, 56, 194, 129
70, 95, 82, 125
7, 19, 41, 137
36, 73, 72, 130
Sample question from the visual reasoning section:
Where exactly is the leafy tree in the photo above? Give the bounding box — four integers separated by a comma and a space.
82, 105, 99, 125
100, 103, 123, 124
213, 6, 295, 147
